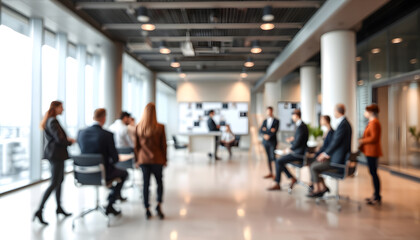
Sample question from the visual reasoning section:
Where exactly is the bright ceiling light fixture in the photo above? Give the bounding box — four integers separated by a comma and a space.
240, 68, 248, 78
244, 57, 254, 68
371, 48, 381, 54
250, 40, 262, 54
260, 23, 275, 31
136, 7, 150, 23
262, 6, 274, 22
170, 58, 180, 68
391, 37, 403, 44
141, 23, 155, 31
179, 73, 186, 78
159, 41, 171, 54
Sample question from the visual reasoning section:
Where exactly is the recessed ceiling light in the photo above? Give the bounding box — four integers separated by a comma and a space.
357, 80, 364, 86
262, 6, 274, 22
250, 40, 262, 54
371, 48, 381, 54
244, 57, 254, 68
141, 23, 155, 31
159, 41, 171, 54
170, 59, 180, 68
391, 37, 403, 44
260, 23, 275, 31
410, 58, 418, 64
240, 72, 248, 78
374, 73, 382, 79
355, 56, 362, 62
136, 7, 150, 23
179, 73, 186, 78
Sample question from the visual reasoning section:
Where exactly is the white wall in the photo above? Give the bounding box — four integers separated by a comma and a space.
177, 81, 251, 148
280, 78, 301, 102
177, 81, 251, 102
156, 80, 177, 139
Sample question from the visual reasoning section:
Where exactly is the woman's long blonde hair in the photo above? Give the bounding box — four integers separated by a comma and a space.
137, 102, 158, 137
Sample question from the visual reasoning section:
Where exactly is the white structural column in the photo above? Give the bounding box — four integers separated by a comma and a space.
264, 82, 279, 115
256, 92, 264, 115
56, 33, 67, 123
29, 18, 43, 180
300, 64, 318, 126
144, 72, 157, 104
77, 44, 86, 128
321, 30, 357, 151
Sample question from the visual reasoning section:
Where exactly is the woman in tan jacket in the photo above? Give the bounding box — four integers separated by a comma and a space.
359, 104, 383, 206
135, 103, 167, 219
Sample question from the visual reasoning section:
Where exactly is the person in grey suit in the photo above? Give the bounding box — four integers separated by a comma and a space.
260, 106, 279, 178
34, 101, 76, 225
268, 109, 308, 191
307, 104, 352, 198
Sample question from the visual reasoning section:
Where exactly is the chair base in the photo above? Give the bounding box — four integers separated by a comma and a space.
315, 194, 362, 212
72, 205, 110, 229
288, 179, 311, 194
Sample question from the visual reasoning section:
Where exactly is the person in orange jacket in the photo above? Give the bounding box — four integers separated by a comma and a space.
359, 104, 383, 206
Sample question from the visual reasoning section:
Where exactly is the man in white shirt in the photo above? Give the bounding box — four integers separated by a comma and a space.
109, 112, 134, 149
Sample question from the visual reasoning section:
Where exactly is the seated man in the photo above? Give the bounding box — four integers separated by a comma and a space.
268, 109, 308, 191
108, 111, 134, 149
307, 104, 352, 198
77, 108, 128, 216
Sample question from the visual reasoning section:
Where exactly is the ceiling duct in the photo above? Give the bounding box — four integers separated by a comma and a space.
181, 31, 195, 56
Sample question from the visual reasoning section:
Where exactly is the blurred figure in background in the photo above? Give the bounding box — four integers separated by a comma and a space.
220, 124, 235, 158
109, 111, 134, 149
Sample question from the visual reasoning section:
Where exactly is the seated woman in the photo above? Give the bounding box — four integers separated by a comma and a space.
306, 115, 334, 197
220, 125, 235, 158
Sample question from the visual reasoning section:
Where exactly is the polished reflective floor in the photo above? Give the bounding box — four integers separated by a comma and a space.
0, 147, 419, 240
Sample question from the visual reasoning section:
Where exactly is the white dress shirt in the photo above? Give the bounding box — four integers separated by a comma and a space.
108, 119, 134, 148
221, 130, 235, 142
266, 117, 273, 130
333, 116, 345, 130
296, 119, 302, 127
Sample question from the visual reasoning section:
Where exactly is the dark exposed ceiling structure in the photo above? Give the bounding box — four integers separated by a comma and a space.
65, 0, 326, 74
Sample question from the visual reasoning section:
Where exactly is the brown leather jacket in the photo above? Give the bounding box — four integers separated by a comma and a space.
134, 123, 167, 166
360, 118, 383, 157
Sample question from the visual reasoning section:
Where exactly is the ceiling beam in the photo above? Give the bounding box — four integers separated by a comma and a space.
130, 46, 284, 53
147, 60, 272, 67
103, 23, 303, 30
76, 1, 322, 10
146, 36, 291, 42
138, 53, 279, 60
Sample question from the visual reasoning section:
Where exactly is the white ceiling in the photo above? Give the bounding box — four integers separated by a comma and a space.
157, 72, 265, 84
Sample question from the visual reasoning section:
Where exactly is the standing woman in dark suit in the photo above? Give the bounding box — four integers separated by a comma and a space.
33, 101, 76, 225
135, 103, 167, 220
359, 104, 383, 205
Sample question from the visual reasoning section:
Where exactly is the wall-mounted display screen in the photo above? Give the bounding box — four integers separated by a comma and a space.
277, 102, 300, 131
179, 102, 249, 135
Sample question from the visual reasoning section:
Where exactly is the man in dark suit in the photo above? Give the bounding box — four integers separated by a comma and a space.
260, 106, 279, 178
268, 109, 308, 191
207, 109, 221, 160
77, 108, 128, 216
310, 104, 352, 197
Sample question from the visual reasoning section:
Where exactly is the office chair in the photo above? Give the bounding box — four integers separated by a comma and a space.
172, 136, 188, 150
72, 154, 121, 229
286, 153, 312, 193
315, 152, 361, 211
115, 147, 136, 188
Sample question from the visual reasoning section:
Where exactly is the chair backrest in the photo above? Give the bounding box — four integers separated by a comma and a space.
117, 147, 134, 154
72, 154, 105, 186
233, 135, 241, 147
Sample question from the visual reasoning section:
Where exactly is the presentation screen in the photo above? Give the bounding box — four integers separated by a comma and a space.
179, 102, 249, 135
277, 102, 300, 131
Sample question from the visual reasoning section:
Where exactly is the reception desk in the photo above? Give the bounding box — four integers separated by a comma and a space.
181, 132, 221, 154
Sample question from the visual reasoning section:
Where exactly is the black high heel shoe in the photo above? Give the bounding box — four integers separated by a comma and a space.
156, 205, 165, 220
367, 198, 381, 206
145, 209, 152, 220
56, 207, 72, 217
33, 210, 48, 225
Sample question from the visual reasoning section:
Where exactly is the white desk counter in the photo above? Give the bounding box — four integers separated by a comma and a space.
180, 132, 221, 154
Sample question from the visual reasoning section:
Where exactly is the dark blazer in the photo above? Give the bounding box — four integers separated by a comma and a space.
207, 117, 219, 131
77, 124, 119, 179
43, 117, 71, 161
134, 124, 167, 166
290, 121, 309, 156
315, 129, 334, 158
259, 118, 279, 145
324, 118, 352, 164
